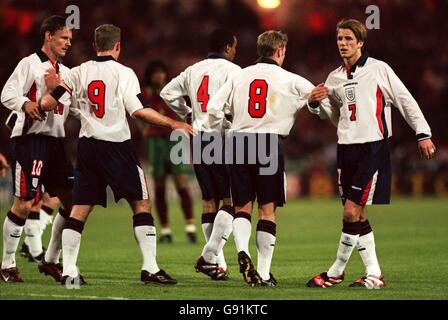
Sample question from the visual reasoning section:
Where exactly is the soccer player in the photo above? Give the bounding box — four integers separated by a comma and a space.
306, 19, 436, 289
207, 30, 316, 286
140, 60, 196, 244
1, 15, 75, 283
6, 111, 61, 261
160, 29, 240, 280
40, 24, 193, 285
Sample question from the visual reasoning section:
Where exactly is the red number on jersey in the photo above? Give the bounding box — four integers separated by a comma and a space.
53, 103, 64, 115
197, 75, 210, 112
248, 79, 268, 118
348, 103, 356, 121
88, 80, 106, 118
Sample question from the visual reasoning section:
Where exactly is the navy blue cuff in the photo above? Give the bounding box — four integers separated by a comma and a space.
416, 133, 430, 141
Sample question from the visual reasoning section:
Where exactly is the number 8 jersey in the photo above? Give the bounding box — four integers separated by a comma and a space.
62, 56, 147, 142
208, 58, 315, 136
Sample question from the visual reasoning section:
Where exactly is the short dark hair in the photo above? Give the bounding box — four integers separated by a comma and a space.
336, 19, 368, 43
40, 15, 67, 41
143, 60, 168, 86
209, 29, 235, 53
95, 24, 121, 52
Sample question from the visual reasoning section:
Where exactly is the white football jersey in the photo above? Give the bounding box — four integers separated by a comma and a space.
208, 59, 315, 136
61, 56, 146, 142
311, 53, 432, 144
160, 54, 241, 132
1, 50, 72, 138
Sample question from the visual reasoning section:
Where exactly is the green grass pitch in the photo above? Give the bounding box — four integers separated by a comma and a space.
1, 197, 447, 300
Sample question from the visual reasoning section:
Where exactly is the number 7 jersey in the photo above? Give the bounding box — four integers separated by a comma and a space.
62, 56, 147, 142
160, 54, 241, 132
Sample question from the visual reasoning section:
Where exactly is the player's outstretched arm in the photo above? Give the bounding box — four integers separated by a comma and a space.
133, 108, 195, 135
0, 152, 9, 177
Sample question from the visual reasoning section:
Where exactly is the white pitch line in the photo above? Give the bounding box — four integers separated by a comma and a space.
1, 292, 132, 300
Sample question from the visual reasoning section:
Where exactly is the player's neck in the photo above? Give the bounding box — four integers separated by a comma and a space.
344, 51, 362, 67
41, 45, 58, 63
97, 51, 119, 61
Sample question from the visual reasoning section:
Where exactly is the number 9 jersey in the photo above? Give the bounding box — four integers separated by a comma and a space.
62, 55, 148, 142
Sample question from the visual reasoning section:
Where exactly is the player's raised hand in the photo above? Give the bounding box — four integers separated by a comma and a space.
44, 67, 61, 90
0, 153, 9, 177
172, 121, 197, 136
308, 83, 330, 104
22, 101, 45, 121
418, 139, 436, 160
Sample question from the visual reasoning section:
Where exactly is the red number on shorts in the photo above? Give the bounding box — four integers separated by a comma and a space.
197, 75, 210, 112
348, 103, 356, 121
248, 79, 268, 118
31, 160, 43, 176
88, 80, 106, 118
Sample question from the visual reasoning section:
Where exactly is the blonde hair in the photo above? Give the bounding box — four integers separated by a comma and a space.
257, 30, 288, 58
94, 24, 121, 52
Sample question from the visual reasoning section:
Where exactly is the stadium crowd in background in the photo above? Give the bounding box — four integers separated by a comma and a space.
0, 0, 447, 197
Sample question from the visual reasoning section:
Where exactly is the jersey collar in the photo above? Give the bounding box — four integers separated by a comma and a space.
36, 49, 50, 62
206, 52, 226, 60
36, 49, 60, 72
256, 57, 279, 66
95, 55, 116, 62
343, 51, 369, 79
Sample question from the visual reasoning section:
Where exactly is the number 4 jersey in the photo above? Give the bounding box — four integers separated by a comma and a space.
59, 55, 147, 142
160, 53, 241, 132
208, 58, 315, 136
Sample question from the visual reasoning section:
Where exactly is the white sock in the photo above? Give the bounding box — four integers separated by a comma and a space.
327, 232, 359, 278
233, 213, 252, 257
185, 224, 196, 234
256, 220, 276, 281
358, 231, 381, 276
134, 225, 159, 274
44, 212, 66, 263
216, 251, 227, 270
62, 228, 82, 277
200, 212, 215, 256
2, 215, 25, 269
160, 227, 172, 236
203, 209, 233, 264
24, 216, 43, 258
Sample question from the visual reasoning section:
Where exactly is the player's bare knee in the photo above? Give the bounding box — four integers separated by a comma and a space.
222, 197, 232, 207
11, 197, 33, 218
203, 199, 216, 213
129, 199, 151, 214
258, 207, 276, 223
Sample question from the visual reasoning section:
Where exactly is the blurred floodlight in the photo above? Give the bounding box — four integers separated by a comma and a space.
257, 0, 281, 9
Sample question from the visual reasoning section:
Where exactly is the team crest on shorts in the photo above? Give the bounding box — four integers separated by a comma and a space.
345, 87, 356, 102
32, 178, 39, 188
